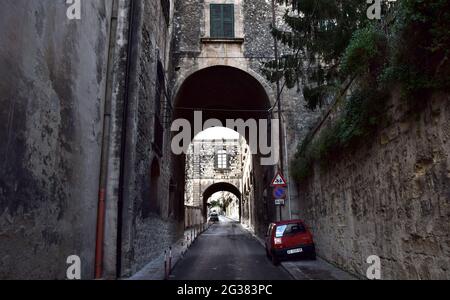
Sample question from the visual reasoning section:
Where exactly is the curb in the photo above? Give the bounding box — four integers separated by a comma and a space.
239, 224, 298, 280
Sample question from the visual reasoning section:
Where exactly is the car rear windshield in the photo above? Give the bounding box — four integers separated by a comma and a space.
275, 223, 306, 237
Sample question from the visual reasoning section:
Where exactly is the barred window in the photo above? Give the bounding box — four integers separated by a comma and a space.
215, 150, 229, 170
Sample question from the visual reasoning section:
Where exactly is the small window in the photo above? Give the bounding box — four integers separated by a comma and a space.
216, 150, 228, 169
143, 158, 161, 218
210, 4, 235, 38
153, 61, 165, 156
155, 61, 164, 118
160, 0, 170, 26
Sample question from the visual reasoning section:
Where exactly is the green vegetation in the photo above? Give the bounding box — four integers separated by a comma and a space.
264, 0, 450, 181
341, 25, 387, 79
263, 0, 370, 109
292, 88, 388, 180
380, 0, 450, 101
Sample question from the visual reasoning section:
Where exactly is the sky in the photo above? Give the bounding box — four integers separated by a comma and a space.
193, 127, 240, 140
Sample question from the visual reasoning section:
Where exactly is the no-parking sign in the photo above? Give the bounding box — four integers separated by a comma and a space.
272, 186, 286, 199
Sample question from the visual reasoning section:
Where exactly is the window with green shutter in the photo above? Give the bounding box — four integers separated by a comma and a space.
210, 4, 235, 38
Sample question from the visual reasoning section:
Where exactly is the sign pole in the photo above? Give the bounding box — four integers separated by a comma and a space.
271, 172, 287, 222
279, 198, 282, 221
271, 0, 284, 222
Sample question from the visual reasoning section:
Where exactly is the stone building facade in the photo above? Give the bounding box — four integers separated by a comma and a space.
116, 0, 180, 278
170, 0, 320, 229
184, 137, 256, 226
0, 0, 358, 280
185, 138, 244, 208
0, 0, 183, 279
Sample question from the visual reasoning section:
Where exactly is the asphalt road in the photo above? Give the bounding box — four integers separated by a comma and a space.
170, 217, 292, 280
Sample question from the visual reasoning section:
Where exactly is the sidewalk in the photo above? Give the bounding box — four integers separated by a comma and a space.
281, 259, 358, 280
129, 223, 210, 280
243, 225, 358, 280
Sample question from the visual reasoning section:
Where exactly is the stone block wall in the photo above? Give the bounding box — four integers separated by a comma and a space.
297, 91, 450, 279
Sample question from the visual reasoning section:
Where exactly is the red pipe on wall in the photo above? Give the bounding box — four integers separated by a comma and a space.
94, 188, 106, 279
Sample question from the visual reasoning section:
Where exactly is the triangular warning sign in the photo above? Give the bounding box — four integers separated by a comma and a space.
270, 171, 287, 187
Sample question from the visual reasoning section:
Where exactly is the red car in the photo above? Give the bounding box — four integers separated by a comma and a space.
265, 220, 316, 265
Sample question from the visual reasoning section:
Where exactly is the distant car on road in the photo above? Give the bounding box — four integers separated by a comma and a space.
209, 212, 219, 222
265, 220, 316, 265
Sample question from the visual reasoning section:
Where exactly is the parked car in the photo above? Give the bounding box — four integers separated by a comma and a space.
209, 212, 219, 222
265, 220, 316, 265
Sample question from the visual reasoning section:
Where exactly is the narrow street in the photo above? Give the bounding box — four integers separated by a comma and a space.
170, 217, 292, 280
1, 1, 448, 281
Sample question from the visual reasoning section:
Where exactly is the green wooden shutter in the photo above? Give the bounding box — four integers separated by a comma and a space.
210, 4, 223, 38
222, 4, 234, 38
210, 4, 234, 38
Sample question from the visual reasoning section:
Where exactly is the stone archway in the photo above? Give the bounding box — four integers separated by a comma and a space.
173, 65, 272, 122
172, 64, 276, 109
202, 182, 242, 222
172, 65, 277, 236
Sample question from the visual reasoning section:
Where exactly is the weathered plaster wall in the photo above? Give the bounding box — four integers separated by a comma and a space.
298, 92, 450, 279
0, 0, 113, 279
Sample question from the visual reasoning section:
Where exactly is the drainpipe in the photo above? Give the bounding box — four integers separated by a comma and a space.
283, 119, 292, 220
95, 0, 119, 279
95, 181, 107, 279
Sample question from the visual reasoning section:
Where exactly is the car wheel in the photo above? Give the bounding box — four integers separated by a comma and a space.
271, 252, 279, 265
310, 250, 317, 260
265, 247, 270, 258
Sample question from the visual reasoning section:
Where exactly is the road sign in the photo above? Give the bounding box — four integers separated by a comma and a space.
275, 199, 285, 206
270, 171, 287, 187
273, 187, 286, 199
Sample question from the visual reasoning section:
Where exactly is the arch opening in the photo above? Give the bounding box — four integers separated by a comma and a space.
173, 65, 275, 236
174, 65, 272, 119
173, 66, 273, 150
205, 189, 241, 222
